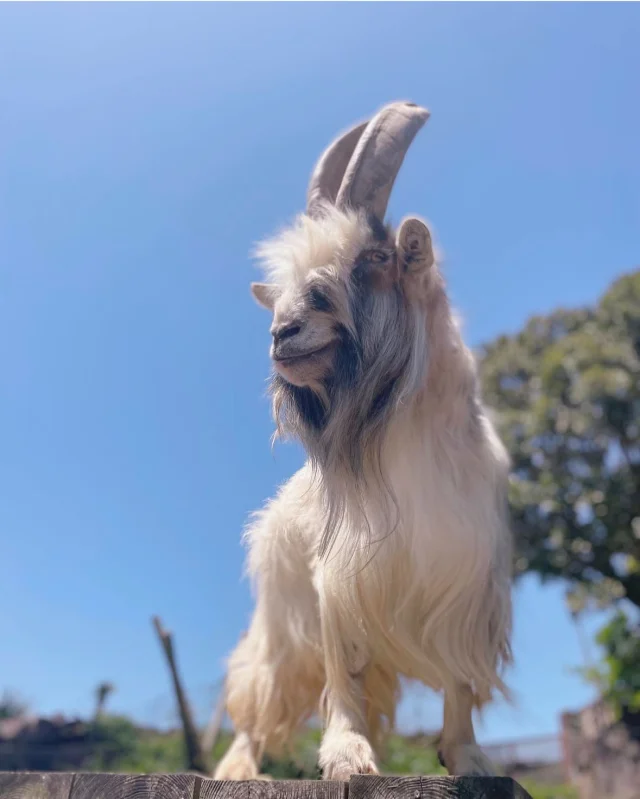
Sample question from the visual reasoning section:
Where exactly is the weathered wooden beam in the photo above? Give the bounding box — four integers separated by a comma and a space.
0, 773, 74, 799
0, 774, 533, 799
349, 776, 532, 799
70, 773, 197, 799
198, 779, 347, 799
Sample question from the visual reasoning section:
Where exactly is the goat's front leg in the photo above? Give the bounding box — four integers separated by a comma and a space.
439, 683, 496, 776
318, 669, 378, 781
316, 570, 379, 780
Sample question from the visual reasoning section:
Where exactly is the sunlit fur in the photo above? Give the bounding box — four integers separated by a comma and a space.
215, 204, 513, 781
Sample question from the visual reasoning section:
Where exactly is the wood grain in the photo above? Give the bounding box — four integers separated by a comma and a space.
198, 780, 347, 799
348, 775, 533, 799
68, 773, 195, 799
0, 773, 73, 799
0, 774, 535, 799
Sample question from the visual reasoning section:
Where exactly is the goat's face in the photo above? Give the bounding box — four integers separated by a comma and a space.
251, 207, 434, 424
255, 274, 343, 389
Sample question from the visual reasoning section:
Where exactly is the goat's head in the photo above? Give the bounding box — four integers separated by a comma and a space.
251, 102, 434, 479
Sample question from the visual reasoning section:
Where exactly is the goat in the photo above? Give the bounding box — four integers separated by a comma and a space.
214, 101, 513, 782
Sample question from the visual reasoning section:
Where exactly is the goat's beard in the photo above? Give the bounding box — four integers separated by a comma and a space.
270, 311, 427, 563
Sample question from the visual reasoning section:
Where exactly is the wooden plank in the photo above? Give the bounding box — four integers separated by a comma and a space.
347, 775, 533, 799
198, 780, 347, 799
0, 773, 73, 799
0, 774, 536, 799
69, 773, 196, 799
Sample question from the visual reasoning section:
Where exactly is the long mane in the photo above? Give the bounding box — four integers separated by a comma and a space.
260, 208, 429, 559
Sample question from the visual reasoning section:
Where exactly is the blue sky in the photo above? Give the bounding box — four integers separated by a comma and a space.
1, 3, 638, 745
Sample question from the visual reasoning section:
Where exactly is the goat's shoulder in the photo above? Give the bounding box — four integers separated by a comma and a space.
245, 463, 323, 552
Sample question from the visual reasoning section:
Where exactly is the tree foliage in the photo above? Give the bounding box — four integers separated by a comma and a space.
479, 269, 640, 613
579, 609, 640, 716
87, 715, 141, 771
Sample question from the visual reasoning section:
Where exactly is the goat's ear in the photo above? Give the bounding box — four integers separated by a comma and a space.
251, 282, 278, 311
397, 217, 434, 274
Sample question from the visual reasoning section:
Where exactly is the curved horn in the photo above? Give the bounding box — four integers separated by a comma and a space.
336, 101, 430, 221
306, 120, 368, 218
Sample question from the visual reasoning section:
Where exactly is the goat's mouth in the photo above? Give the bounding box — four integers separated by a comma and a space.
272, 342, 336, 386
272, 342, 335, 364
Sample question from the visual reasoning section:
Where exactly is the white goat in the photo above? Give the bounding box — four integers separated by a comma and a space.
214, 102, 513, 782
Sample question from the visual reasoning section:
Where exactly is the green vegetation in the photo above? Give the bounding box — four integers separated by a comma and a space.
379, 733, 444, 776
87, 724, 444, 779
577, 608, 640, 715
520, 781, 578, 799
73, 716, 573, 796
479, 268, 640, 713
86, 716, 186, 773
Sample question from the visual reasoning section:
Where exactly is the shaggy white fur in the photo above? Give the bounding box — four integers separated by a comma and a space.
214, 203, 513, 781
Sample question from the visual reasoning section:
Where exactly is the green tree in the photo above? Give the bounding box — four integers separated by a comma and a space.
579, 609, 640, 715
87, 715, 140, 770
479, 269, 640, 705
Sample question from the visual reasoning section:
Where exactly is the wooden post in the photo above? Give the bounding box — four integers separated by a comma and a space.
0, 773, 534, 798
152, 615, 210, 775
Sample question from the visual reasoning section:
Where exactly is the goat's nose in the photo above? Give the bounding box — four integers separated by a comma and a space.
271, 321, 302, 343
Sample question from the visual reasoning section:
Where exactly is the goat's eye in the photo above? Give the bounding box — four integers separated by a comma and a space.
369, 250, 388, 264
308, 285, 332, 312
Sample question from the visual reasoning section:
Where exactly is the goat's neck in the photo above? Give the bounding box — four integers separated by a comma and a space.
418, 270, 479, 428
